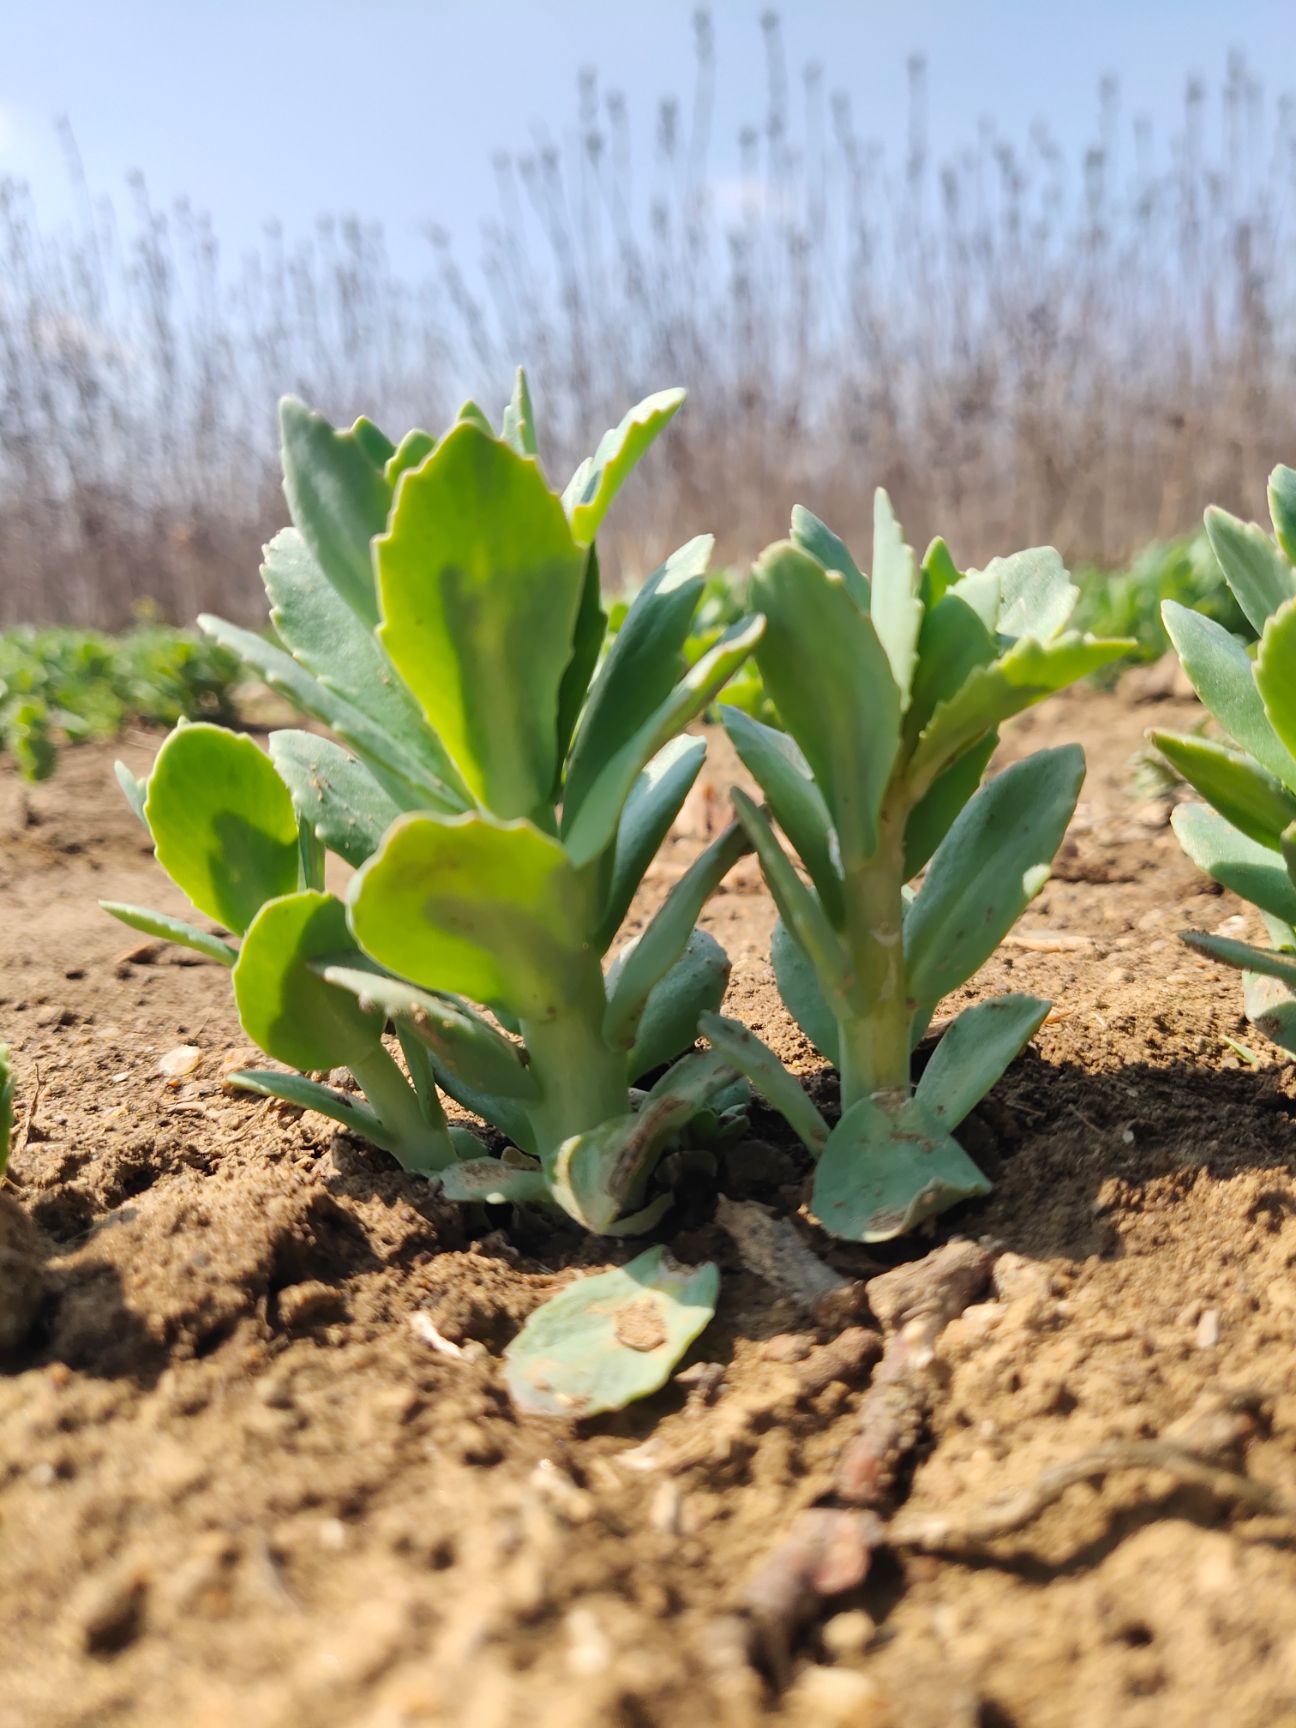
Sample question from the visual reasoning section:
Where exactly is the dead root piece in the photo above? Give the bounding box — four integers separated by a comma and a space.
716, 1196, 866, 1327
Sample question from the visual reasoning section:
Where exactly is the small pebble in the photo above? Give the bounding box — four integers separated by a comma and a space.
1195, 1308, 1221, 1349
157, 1044, 202, 1079
821, 1608, 878, 1660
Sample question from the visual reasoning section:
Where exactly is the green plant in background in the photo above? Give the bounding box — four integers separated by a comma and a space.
1073, 530, 1249, 674
0, 620, 242, 782
699, 497, 1130, 1242
609, 569, 773, 724
104, 372, 764, 1414
1153, 465, 1296, 1052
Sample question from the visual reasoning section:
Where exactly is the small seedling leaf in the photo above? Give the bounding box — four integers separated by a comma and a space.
504, 1245, 719, 1418
810, 1091, 991, 1243
1243, 971, 1296, 1054
1182, 929, 1296, 987
144, 723, 300, 935
226, 1068, 402, 1151
500, 366, 539, 457
1270, 465, 1296, 565
1255, 597, 1296, 774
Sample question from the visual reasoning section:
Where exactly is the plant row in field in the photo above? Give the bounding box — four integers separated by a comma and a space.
3, 372, 1288, 1417
0, 622, 241, 782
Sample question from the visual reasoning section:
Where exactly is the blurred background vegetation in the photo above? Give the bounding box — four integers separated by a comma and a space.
0, 8, 1291, 774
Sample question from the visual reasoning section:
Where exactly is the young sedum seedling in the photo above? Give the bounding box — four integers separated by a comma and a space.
1153, 466, 1296, 1053
702, 495, 1129, 1242
105, 374, 764, 1414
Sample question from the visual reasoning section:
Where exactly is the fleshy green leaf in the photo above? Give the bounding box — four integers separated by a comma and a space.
377, 423, 588, 819
351, 415, 396, 468
279, 397, 392, 627
385, 430, 437, 486
198, 614, 456, 812
905, 746, 1084, 1025
623, 928, 731, 1081
983, 547, 1077, 642
810, 1091, 991, 1243
1255, 598, 1296, 778
564, 536, 713, 825
731, 791, 849, 1002
313, 962, 539, 1099
1162, 600, 1296, 789
720, 706, 843, 924
1205, 505, 1296, 635
698, 1010, 829, 1153
501, 366, 539, 458
268, 730, 403, 869
348, 813, 590, 1022
100, 901, 237, 966
1150, 731, 1296, 850
503, 1245, 719, 1418
1181, 929, 1296, 987
751, 541, 900, 864
920, 536, 960, 607
555, 547, 609, 778
902, 733, 998, 879
771, 916, 841, 1064
262, 527, 466, 803
562, 616, 764, 870
904, 585, 1000, 746
114, 760, 149, 827
233, 890, 384, 1071
603, 823, 748, 1053
562, 389, 686, 547
595, 736, 706, 952
1270, 465, 1296, 565
914, 994, 1049, 1130
1171, 803, 1296, 926
439, 1157, 550, 1206
908, 634, 1126, 793
144, 723, 299, 935
789, 505, 869, 611
869, 489, 921, 706
226, 1068, 399, 1151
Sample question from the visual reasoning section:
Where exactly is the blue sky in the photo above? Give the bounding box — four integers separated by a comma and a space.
3, 1, 1290, 278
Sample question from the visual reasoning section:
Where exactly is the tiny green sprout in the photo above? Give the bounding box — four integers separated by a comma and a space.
1154, 464, 1296, 1056
705, 493, 1130, 1243
105, 371, 762, 1410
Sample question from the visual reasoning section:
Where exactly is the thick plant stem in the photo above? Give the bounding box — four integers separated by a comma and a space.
522, 970, 628, 1153
349, 1041, 453, 1174
839, 800, 910, 1113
